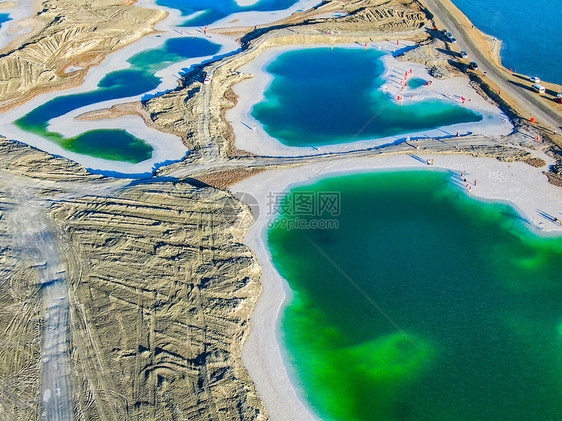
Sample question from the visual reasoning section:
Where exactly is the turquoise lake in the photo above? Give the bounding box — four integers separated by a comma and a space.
16, 36, 220, 162
407, 78, 427, 89
252, 48, 482, 147
268, 171, 562, 421
156, 0, 300, 26
451, 0, 562, 84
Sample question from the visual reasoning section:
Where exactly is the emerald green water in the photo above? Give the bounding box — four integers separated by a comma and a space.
252, 49, 482, 147
15, 37, 220, 162
268, 171, 562, 420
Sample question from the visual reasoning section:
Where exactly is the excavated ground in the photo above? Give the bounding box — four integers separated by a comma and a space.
0, 0, 560, 419
0, 0, 167, 112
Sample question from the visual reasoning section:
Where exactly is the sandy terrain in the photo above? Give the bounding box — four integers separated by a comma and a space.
0, 0, 168, 112
0, 0, 560, 420
0, 135, 269, 419
0, 135, 105, 420
51, 183, 266, 420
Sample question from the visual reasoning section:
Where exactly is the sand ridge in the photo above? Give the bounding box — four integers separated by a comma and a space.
0, 0, 171, 113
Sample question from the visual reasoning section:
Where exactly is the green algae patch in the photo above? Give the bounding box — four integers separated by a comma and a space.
345, 332, 434, 383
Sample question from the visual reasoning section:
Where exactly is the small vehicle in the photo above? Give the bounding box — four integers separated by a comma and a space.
442, 28, 448, 34
532, 84, 545, 94
445, 32, 453, 39
460, 50, 468, 58
469, 61, 478, 70
529, 76, 540, 83
449, 37, 457, 43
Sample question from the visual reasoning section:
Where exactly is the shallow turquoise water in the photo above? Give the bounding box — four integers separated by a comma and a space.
451, 0, 562, 84
407, 78, 427, 89
252, 48, 482, 147
268, 171, 562, 421
16, 37, 219, 162
156, 0, 300, 26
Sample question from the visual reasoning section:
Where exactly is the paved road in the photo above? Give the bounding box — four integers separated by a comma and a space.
423, 0, 562, 131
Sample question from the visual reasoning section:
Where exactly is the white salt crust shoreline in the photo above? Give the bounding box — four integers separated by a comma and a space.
211, 0, 319, 29
0, 0, 319, 174
227, 41, 514, 157
232, 153, 562, 421
0, 0, 192, 174
0, 0, 36, 50
235, 0, 260, 7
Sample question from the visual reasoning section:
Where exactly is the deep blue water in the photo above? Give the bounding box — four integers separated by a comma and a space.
451, 0, 562, 84
252, 48, 482, 146
18, 37, 220, 133
13, 0, 309, 162
0, 13, 10, 28
156, 0, 302, 26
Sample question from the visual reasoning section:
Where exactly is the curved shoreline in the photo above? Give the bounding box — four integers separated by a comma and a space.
0, 2, 190, 174
1, 0, 559, 417
0, 0, 326, 174
227, 41, 512, 157
0, 0, 40, 51
232, 152, 562, 421
0, 0, 170, 113
0, 0, 190, 174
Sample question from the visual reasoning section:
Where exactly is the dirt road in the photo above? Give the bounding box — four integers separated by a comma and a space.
6, 189, 71, 420
1, 170, 128, 420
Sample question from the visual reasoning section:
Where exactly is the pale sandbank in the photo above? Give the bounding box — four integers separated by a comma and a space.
235, 0, 260, 7
0, 0, 36, 50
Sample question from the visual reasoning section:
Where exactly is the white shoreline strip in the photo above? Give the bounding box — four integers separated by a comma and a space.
0, 0, 190, 174
0, 0, 321, 174
211, 0, 320, 28
227, 42, 513, 157
232, 154, 562, 421
0, 0, 37, 50
235, 0, 261, 7
45, 32, 240, 133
